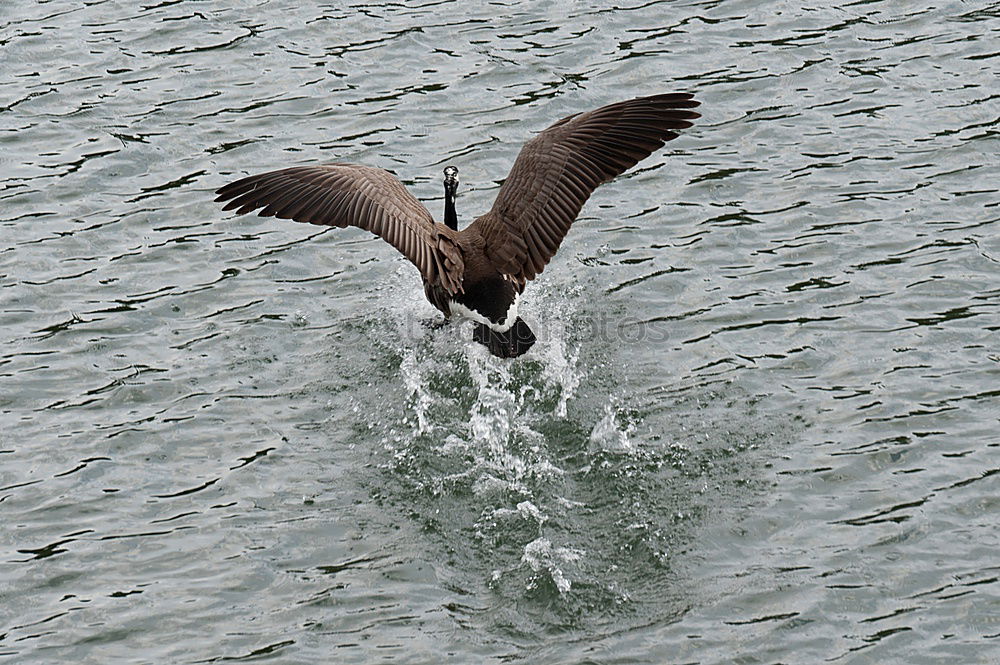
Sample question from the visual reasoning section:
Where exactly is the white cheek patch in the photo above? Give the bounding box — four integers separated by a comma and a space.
448, 293, 519, 333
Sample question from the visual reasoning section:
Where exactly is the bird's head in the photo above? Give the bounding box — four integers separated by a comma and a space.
443, 166, 459, 198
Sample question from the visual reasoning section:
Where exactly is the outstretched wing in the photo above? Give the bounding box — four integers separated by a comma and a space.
215, 163, 464, 294
468, 93, 700, 281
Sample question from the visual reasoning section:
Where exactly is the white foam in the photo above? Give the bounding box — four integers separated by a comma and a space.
521, 537, 585, 594
588, 403, 635, 453
400, 349, 432, 434
537, 316, 581, 418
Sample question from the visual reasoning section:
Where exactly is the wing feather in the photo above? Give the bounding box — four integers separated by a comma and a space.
468, 92, 699, 280
215, 163, 464, 294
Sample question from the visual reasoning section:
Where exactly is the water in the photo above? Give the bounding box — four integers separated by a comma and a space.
2, 1, 998, 662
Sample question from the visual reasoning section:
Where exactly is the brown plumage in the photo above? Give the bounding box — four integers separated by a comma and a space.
215, 163, 466, 295
215, 92, 700, 358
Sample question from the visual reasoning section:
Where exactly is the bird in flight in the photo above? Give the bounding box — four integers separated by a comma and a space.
215, 93, 700, 357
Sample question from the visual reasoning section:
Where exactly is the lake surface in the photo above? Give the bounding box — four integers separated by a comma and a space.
2, 1, 998, 663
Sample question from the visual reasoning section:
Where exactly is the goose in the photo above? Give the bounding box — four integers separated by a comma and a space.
215, 93, 700, 358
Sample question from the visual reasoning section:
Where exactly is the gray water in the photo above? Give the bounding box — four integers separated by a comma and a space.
2, 1, 999, 663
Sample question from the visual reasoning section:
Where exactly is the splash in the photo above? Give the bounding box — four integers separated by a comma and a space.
521, 537, 585, 594
370, 273, 774, 633
588, 403, 636, 454
537, 316, 581, 418
378, 276, 591, 590
400, 348, 433, 434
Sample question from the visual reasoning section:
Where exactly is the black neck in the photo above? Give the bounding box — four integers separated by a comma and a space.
444, 191, 458, 230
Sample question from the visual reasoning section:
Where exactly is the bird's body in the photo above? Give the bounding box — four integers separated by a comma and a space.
215, 93, 700, 357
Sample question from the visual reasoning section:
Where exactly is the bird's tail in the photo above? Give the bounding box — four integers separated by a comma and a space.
472, 317, 535, 358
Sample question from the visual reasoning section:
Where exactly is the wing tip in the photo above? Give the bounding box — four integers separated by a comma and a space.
647, 92, 701, 108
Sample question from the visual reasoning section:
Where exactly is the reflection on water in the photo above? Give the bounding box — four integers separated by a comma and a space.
2, 0, 999, 663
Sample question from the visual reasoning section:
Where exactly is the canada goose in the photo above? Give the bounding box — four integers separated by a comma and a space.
215, 93, 700, 358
